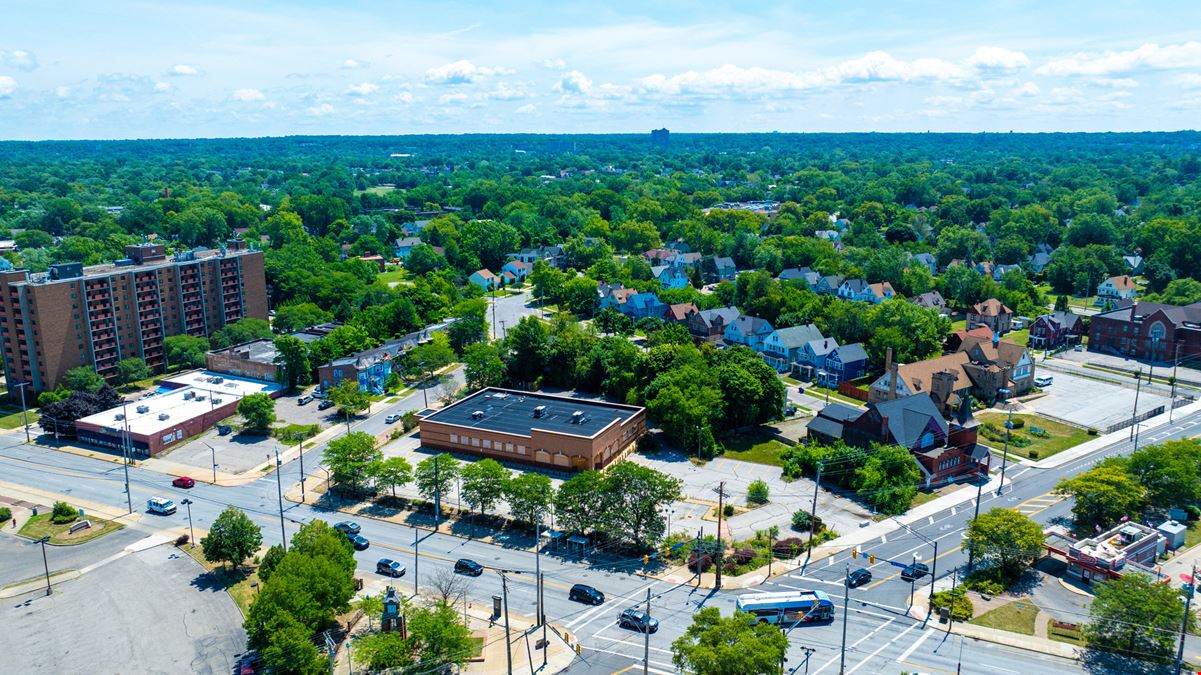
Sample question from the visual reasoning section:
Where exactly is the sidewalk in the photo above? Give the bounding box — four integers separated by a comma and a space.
1027, 398, 1201, 470
910, 594, 1082, 661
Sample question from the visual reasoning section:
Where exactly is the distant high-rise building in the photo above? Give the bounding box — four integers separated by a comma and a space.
0, 241, 268, 394
651, 128, 670, 148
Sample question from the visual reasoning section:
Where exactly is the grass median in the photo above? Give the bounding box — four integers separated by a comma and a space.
18, 513, 124, 545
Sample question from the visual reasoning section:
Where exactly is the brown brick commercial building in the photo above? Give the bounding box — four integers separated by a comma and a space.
419, 388, 647, 471
1088, 301, 1201, 363
0, 241, 267, 395
206, 339, 280, 382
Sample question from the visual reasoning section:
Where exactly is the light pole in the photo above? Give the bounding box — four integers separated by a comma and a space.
892, 518, 939, 616
203, 442, 217, 485
181, 498, 195, 548
995, 404, 1013, 497
37, 535, 51, 595
295, 432, 306, 504
1130, 367, 1143, 441
273, 446, 287, 551
14, 380, 31, 443
499, 319, 507, 340
120, 399, 133, 513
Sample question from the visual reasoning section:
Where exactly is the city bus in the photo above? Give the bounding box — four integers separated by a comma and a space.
735, 590, 835, 624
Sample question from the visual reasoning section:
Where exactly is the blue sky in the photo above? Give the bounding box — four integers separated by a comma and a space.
2, 0, 1201, 139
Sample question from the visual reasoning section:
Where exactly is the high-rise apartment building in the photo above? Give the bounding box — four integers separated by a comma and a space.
0, 241, 268, 394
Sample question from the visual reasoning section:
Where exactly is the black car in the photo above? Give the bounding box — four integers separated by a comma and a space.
569, 584, 605, 605
847, 568, 872, 587
376, 558, 405, 577
317, 400, 335, 410
901, 562, 930, 582
618, 609, 659, 633
454, 558, 484, 576
347, 533, 370, 550
333, 521, 361, 535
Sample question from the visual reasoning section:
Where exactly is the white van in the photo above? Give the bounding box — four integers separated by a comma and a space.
147, 496, 177, 515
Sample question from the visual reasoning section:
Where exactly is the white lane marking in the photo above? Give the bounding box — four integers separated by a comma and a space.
565, 581, 657, 631
880, 533, 887, 543
846, 619, 923, 673
583, 647, 674, 671
895, 626, 933, 663
590, 624, 674, 654
951, 507, 957, 516
827, 556, 835, 567
927, 516, 934, 525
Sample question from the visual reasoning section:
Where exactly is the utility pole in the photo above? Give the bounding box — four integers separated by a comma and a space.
413, 526, 420, 596
37, 536, 51, 595
996, 405, 1012, 497
434, 457, 441, 532
499, 572, 513, 675
325, 632, 336, 675
642, 586, 652, 675
967, 476, 985, 573
695, 528, 703, 587
803, 463, 822, 572
534, 520, 542, 625
947, 568, 959, 634
714, 481, 727, 589
274, 446, 287, 550
204, 442, 217, 485
1175, 564, 1197, 675
1131, 367, 1143, 440
181, 498, 195, 548
1170, 342, 1181, 423
540, 572, 547, 668
120, 399, 133, 513
839, 564, 850, 674
929, 540, 939, 615
296, 432, 306, 504
799, 646, 815, 674
15, 380, 30, 443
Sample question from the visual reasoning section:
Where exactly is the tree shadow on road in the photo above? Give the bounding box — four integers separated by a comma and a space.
1080, 648, 1173, 674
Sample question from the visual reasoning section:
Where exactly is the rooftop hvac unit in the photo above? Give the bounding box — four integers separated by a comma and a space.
115, 414, 124, 421
471, 410, 485, 420
195, 395, 205, 402
183, 391, 195, 400
571, 410, 584, 424
136, 405, 150, 414
211, 397, 222, 404
157, 413, 169, 420
533, 405, 547, 418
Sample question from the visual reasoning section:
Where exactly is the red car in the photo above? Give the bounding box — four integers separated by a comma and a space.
172, 476, 195, 489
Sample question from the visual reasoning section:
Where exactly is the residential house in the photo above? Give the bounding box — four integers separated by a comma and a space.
815, 275, 844, 295
967, 299, 1014, 334
702, 256, 738, 284
317, 332, 432, 395
1097, 275, 1138, 301
395, 237, 422, 259
805, 403, 864, 445
665, 239, 690, 253
945, 326, 995, 353
621, 292, 667, 320
778, 267, 814, 282
508, 245, 565, 269
501, 270, 518, 286
837, 278, 870, 302
911, 291, 948, 314
673, 251, 703, 267
599, 287, 637, 313
1122, 255, 1145, 276
643, 248, 676, 265
468, 269, 499, 291
824, 342, 869, 386
814, 229, 841, 241
992, 264, 1023, 281
910, 252, 939, 276
867, 282, 896, 303
401, 220, 429, 237
957, 332, 1036, 398
973, 261, 995, 279
1028, 311, 1083, 349
1088, 300, 1201, 362
662, 302, 698, 324
723, 315, 774, 350
869, 335, 1035, 413
652, 265, 691, 289
760, 324, 823, 372
1027, 243, 1055, 273
501, 260, 532, 283
798, 337, 839, 381
688, 307, 741, 342
358, 255, 387, 272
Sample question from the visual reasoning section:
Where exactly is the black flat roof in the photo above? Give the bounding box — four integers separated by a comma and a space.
423, 388, 641, 438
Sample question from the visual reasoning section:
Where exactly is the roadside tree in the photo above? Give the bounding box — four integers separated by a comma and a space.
201, 506, 263, 570
323, 432, 382, 494
370, 456, 413, 498
329, 378, 370, 420
238, 392, 277, 433
1085, 573, 1196, 662
504, 472, 554, 529
415, 453, 460, 515
459, 458, 510, 515
1055, 465, 1147, 533
964, 508, 1044, 581
671, 606, 788, 675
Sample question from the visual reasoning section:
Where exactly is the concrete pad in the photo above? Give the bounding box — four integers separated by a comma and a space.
1026, 371, 1170, 430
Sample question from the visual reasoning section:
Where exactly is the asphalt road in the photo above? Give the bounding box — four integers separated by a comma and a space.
3, 402, 1200, 673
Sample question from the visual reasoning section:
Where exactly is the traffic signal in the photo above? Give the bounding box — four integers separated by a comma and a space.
851, 548, 858, 559
643, 554, 649, 565
869, 553, 876, 564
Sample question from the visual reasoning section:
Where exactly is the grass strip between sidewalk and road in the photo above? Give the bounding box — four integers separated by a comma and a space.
969, 600, 1040, 636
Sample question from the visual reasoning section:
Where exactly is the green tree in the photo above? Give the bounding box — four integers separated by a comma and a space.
323, 432, 382, 494
116, 357, 151, 385
415, 454, 460, 515
503, 316, 549, 385
1053, 295, 1071, 312
329, 378, 370, 420
272, 303, 334, 333
1055, 466, 1147, 533
238, 392, 277, 433
370, 456, 413, 498
747, 479, 769, 505
210, 318, 273, 350
599, 461, 682, 548
554, 470, 605, 535
289, 520, 356, 576
853, 444, 920, 516
62, 366, 106, 393
1119, 439, 1201, 509
504, 472, 554, 529
671, 606, 789, 675
459, 458, 510, 515
408, 601, 474, 670
964, 508, 1045, 580
273, 335, 312, 391
262, 613, 325, 675
1085, 574, 1196, 662
406, 332, 456, 385
201, 506, 263, 570
353, 631, 413, 671
245, 550, 355, 647
258, 544, 286, 583
164, 334, 209, 370
462, 342, 505, 390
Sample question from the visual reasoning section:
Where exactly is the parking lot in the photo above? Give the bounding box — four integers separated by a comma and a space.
1024, 370, 1171, 430
0, 544, 245, 675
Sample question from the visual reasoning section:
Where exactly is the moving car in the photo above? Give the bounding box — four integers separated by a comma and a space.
901, 562, 930, 582
376, 558, 405, 577
847, 568, 872, 587
297, 395, 313, 406
454, 558, 484, 576
334, 521, 361, 535
317, 399, 335, 410
569, 584, 605, 605
146, 496, 177, 515
171, 476, 195, 489
237, 652, 264, 675
1034, 375, 1054, 387
385, 413, 401, 424
347, 534, 370, 550
618, 609, 659, 633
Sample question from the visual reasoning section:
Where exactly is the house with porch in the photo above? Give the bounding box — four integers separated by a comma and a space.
662, 302, 698, 324
1028, 311, 1083, 349
911, 291, 948, 314
1097, 275, 1138, 302
867, 282, 896, 303
798, 337, 839, 381
468, 269, 499, 291
501, 260, 532, 282
823, 342, 869, 386
395, 236, 422, 259
689, 307, 740, 342
760, 324, 823, 372
967, 299, 1013, 335
724, 315, 774, 350
620, 292, 666, 320
652, 265, 691, 289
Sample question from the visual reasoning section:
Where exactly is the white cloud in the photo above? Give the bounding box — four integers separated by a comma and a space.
394, 92, 414, 104
166, 63, 200, 77
424, 60, 514, 85
0, 75, 16, 98
1175, 74, 1201, 89
488, 83, 524, 100
154, 81, 171, 92
1015, 82, 1041, 96
345, 82, 379, 96
341, 59, 366, 69
438, 92, 470, 105
55, 85, 70, 98
308, 102, 335, 116
828, 51, 964, 84
232, 88, 265, 101
967, 47, 1030, 72
2, 49, 38, 72
1037, 41, 1201, 76
1090, 78, 1138, 88
515, 103, 537, 114
542, 58, 566, 70
555, 70, 592, 94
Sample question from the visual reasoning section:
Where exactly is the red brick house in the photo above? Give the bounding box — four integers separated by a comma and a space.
967, 299, 1013, 334
1028, 311, 1083, 350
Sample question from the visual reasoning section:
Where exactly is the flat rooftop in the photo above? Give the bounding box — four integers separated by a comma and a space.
15, 247, 260, 286
78, 371, 279, 437
423, 388, 642, 439
210, 339, 278, 365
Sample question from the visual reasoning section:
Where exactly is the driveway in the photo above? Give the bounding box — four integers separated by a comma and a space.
489, 289, 543, 339
0, 544, 246, 674
1023, 370, 1171, 430
0, 526, 145, 587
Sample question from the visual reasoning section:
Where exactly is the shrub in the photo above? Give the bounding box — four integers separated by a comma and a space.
688, 551, 714, 573
932, 587, 974, 621
1187, 505, 1201, 522
1010, 417, 1025, 429
773, 537, 806, 557
0, 506, 11, 523
401, 410, 419, 432
732, 548, 756, 565
747, 479, 770, 505
50, 501, 78, 524
636, 434, 658, 453
1028, 450, 1040, 460
1029, 427, 1049, 438
722, 504, 735, 518
791, 509, 824, 533
963, 567, 1007, 596
175, 534, 190, 546
1087, 428, 1098, 436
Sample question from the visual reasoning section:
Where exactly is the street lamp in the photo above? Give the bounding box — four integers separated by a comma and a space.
13, 380, 31, 443
892, 518, 939, 617
294, 432, 306, 504
203, 442, 217, 485
273, 446, 287, 551
119, 399, 133, 514
181, 498, 195, 548
36, 535, 51, 595
995, 404, 1014, 497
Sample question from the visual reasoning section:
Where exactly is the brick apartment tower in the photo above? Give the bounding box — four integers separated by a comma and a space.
0, 241, 267, 395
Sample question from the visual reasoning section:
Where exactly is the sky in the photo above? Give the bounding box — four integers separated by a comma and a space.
2, 0, 1201, 140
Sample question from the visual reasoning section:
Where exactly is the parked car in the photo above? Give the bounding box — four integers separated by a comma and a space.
333, 521, 361, 535
347, 534, 370, 551
454, 559, 484, 576
1034, 375, 1054, 387
217, 424, 232, 436
317, 400, 335, 410
172, 476, 195, 489
237, 652, 265, 675
146, 496, 177, 515
901, 562, 930, 582
376, 558, 405, 577
847, 568, 872, 587
312, 389, 328, 399
618, 609, 659, 633
569, 584, 605, 605
297, 395, 313, 406
385, 413, 402, 424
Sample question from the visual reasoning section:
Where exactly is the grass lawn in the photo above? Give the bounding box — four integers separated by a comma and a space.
782, 375, 803, 386
806, 385, 865, 407
1047, 619, 1087, 646
354, 185, 397, 196
975, 412, 1092, 461
909, 490, 941, 510
273, 423, 319, 445
19, 513, 125, 545
182, 544, 262, 615
1006, 329, 1030, 346
1186, 521, 1201, 549
0, 407, 38, 429
969, 601, 1039, 635
467, 636, 485, 659
721, 432, 789, 467
950, 318, 967, 332
375, 268, 408, 284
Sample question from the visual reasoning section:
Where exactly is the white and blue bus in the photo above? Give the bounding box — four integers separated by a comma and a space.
735, 591, 836, 624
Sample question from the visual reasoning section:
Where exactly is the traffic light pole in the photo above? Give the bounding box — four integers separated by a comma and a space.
1175, 564, 1197, 675
839, 564, 850, 674
803, 462, 822, 573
